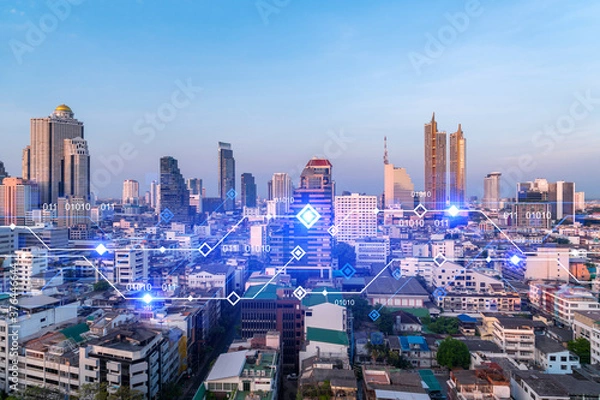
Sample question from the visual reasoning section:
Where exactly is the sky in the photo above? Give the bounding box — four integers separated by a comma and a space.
1, 0, 599, 200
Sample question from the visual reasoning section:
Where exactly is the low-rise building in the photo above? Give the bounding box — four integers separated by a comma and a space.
573, 310, 600, 365
534, 335, 580, 374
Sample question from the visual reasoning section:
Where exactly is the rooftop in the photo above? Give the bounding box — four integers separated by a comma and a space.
306, 327, 349, 346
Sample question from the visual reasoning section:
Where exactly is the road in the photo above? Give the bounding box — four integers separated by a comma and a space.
180, 310, 240, 400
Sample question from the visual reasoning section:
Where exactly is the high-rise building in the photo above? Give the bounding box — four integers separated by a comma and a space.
0, 161, 8, 182
114, 245, 148, 285
13, 247, 48, 294
150, 180, 158, 210
159, 156, 192, 225
122, 179, 140, 205
270, 158, 334, 268
424, 112, 447, 210
449, 124, 466, 206
241, 173, 257, 208
0, 177, 39, 226
271, 173, 293, 215
24, 105, 85, 205
186, 178, 203, 196
334, 193, 377, 244
383, 137, 415, 210
549, 181, 575, 222
575, 192, 585, 211
483, 172, 502, 210
62, 137, 90, 200
218, 142, 236, 211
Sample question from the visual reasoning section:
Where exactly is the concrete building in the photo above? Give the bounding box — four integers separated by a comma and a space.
270, 173, 293, 215
12, 247, 48, 294
491, 317, 536, 362
218, 142, 236, 211
449, 124, 466, 207
524, 247, 570, 283
483, 172, 502, 211
383, 137, 415, 210
24, 105, 85, 205
534, 335, 580, 374
122, 179, 140, 205
355, 238, 389, 266
573, 310, 600, 365
529, 283, 599, 326
204, 349, 280, 400
160, 156, 192, 225
240, 173, 257, 208
424, 112, 447, 210
334, 193, 377, 244
0, 177, 39, 226
115, 245, 148, 286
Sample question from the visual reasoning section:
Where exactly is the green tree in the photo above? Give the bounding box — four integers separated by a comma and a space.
107, 386, 143, 400
437, 337, 470, 369
426, 317, 459, 334
332, 242, 356, 268
348, 296, 371, 327
78, 382, 109, 400
7, 387, 63, 400
159, 382, 182, 400
93, 280, 111, 291
374, 307, 395, 335
568, 337, 591, 364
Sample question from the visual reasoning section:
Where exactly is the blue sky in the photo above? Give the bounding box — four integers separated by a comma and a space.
1, 0, 599, 199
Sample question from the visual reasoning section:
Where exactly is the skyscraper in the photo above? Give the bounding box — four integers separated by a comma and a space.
0, 161, 8, 182
159, 156, 192, 225
271, 173, 293, 215
0, 178, 39, 226
424, 113, 447, 210
150, 180, 158, 209
383, 137, 415, 210
122, 179, 140, 205
549, 181, 575, 222
218, 142, 236, 211
24, 105, 85, 205
186, 178, 203, 196
62, 137, 90, 200
240, 173, 257, 208
449, 124, 466, 206
270, 158, 334, 268
483, 172, 502, 210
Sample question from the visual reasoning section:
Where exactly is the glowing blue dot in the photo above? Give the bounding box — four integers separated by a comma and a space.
143, 294, 153, 304
510, 255, 521, 265
448, 205, 459, 217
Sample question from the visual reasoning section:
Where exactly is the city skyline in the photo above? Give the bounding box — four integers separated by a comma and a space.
1, 2, 599, 198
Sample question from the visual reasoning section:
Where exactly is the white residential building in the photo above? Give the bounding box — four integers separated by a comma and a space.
115, 245, 148, 285
13, 247, 48, 294
573, 310, 600, 365
334, 193, 377, 244
534, 335, 580, 374
491, 317, 536, 362
355, 238, 389, 265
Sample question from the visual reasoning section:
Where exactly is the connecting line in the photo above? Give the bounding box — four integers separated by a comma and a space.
360, 259, 398, 294
249, 257, 294, 300
81, 255, 127, 299
202, 215, 247, 256
542, 216, 569, 243
475, 210, 524, 254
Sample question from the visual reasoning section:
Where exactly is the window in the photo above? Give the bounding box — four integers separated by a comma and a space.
561, 365, 567, 370
561, 356, 567, 362
550, 356, 556, 361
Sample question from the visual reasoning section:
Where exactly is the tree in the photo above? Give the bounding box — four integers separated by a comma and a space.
348, 296, 371, 327
425, 317, 459, 334
107, 386, 143, 400
78, 382, 109, 400
437, 337, 470, 369
159, 382, 182, 400
93, 280, 111, 291
332, 242, 356, 267
374, 307, 395, 335
568, 337, 591, 364
7, 387, 63, 400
